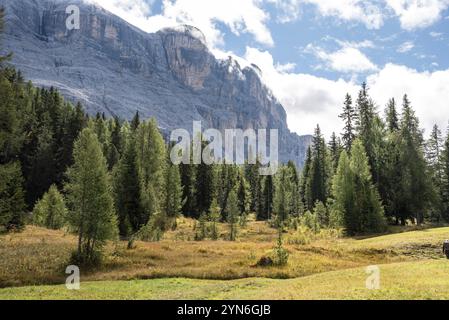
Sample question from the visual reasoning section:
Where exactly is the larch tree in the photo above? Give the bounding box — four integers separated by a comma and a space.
65, 128, 118, 265
32, 184, 67, 230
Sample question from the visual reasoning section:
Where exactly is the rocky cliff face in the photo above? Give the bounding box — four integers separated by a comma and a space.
0, 0, 312, 166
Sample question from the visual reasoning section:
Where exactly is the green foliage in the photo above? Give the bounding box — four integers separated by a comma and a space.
164, 163, 183, 230
135, 118, 166, 224
32, 184, 67, 230
65, 128, 118, 266
332, 140, 386, 235
195, 212, 208, 241
339, 93, 356, 151
226, 189, 239, 241
0, 162, 26, 232
208, 198, 221, 240
272, 230, 289, 266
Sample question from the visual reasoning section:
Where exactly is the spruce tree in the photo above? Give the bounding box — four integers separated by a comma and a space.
339, 93, 356, 151
442, 128, 449, 221
226, 189, 239, 241
309, 125, 330, 206
113, 135, 142, 236
397, 95, 432, 225
164, 163, 183, 230
65, 128, 118, 265
426, 124, 444, 221
332, 140, 386, 235
135, 118, 166, 224
208, 198, 221, 240
0, 162, 26, 232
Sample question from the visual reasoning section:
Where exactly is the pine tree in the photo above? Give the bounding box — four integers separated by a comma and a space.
260, 175, 274, 220
309, 125, 330, 206
273, 166, 294, 225
135, 118, 166, 224
350, 139, 386, 234
237, 170, 250, 216
300, 146, 313, 210
131, 111, 140, 131
226, 189, 239, 241
339, 93, 356, 151
195, 160, 216, 218
385, 98, 399, 132
113, 135, 142, 236
332, 140, 386, 235
65, 128, 118, 265
33, 184, 67, 230
0, 161, 26, 232
426, 124, 444, 221
397, 95, 432, 225
164, 163, 183, 230
208, 197, 221, 240
329, 132, 342, 172
442, 128, 449, 221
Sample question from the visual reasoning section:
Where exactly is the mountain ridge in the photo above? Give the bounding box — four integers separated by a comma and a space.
0, 0, 312, 166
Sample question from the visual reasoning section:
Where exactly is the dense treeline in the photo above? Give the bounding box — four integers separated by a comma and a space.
2, 8, 449, 265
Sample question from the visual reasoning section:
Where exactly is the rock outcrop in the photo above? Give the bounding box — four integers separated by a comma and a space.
0, 0, 312, 166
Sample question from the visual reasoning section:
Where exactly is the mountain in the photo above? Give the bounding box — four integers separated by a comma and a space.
0, 0, 312, 166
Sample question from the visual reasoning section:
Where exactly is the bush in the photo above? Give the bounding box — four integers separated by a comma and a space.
32, 184, 67, 230
272, 231, 289, 266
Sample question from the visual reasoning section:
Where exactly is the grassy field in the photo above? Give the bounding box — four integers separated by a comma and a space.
2, 260, 449, 300
0, 218, 448, 299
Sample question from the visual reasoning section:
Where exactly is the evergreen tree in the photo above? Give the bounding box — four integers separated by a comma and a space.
135, 118, 166, 224
32, 184, 67, 230
195, 160, 215, 217
208, 197, 221, 240
397, 95, 432, 225
273, 166, 294, 225
260, 175, 274, 220
339, 93, 356, 151
332, 140, 386, 235
164, 163, 183, 229
180, 159, 196, 217
113, 135, 142, 236
329, 132, 342, 172
309, 125, 330, 206
0, 162, 26, 231
226, 189, 239, 241
65, 128, 118, 265
300, 146, 313, 210
426, 124, 444, 221
385, 98, 399, 132
131, 111, 140, 131
441, 128, 449, 221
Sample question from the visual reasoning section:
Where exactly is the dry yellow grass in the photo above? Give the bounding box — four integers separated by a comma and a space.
1, 217, 445, 289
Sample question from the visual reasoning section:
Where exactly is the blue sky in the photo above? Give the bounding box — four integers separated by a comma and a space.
89, 0, 449, 137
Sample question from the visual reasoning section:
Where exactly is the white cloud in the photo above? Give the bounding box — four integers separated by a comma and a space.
397, 41, 415, 53
243, 47, 358, 136
241, 48, 449, 138
368, 64, 449, 136
385, 0, 449, 30
307, 44, 378, 73
85, 0, 155, 28
88, 0, 274, 47
305, 0, 385, 29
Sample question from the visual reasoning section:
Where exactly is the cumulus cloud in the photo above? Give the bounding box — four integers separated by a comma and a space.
397, 41, 415, 53
385, 0, 449, 30
88, 0, 274, 47
306, 0, 385, 29
306, 43, 378, 73
242, 48, 449, 138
